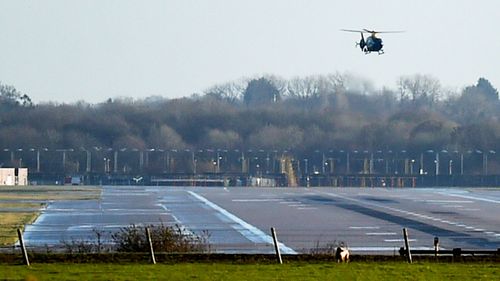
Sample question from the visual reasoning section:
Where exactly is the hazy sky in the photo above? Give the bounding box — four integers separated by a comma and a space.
1, 0, 499, 103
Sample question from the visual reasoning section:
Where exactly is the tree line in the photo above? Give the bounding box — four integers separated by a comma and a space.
1, 74, 499, 157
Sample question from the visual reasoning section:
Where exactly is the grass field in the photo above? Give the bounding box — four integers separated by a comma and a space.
1, 262, 498, 281
0, 212, 40, 245
0, 185, 101, 246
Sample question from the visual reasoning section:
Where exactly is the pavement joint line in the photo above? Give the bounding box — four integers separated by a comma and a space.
187, 190, 297, 254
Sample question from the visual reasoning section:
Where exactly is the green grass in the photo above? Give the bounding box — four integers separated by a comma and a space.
0, 212, 40, 245
0, 185, 101, 201
1, 262, 499, 281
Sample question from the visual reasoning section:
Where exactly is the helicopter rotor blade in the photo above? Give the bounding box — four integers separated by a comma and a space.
340, 29, 365, 33
363, 29, 404, 34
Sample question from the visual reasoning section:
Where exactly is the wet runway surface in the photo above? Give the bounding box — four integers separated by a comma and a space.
24, 186, 500, 254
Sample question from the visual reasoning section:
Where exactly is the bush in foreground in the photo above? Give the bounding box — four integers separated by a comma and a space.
111, 223, 210, 253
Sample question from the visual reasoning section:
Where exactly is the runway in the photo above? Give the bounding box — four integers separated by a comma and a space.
24, 186, 500, 254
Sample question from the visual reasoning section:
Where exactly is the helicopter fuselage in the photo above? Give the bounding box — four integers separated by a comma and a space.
360, 34, 383, 54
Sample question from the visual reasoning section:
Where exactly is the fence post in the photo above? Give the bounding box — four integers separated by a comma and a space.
145, 227, 156, 264
17, 229, 30, 266
270, 227, 283, 264
402, 228, 412, 263
434, 237, 439, 259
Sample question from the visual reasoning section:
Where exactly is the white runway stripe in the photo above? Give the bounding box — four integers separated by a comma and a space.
188, 191, 297, 254
365, 232, 397, 236
349, 226, 380, 230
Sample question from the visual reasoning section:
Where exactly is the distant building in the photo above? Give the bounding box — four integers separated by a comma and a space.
0, 168, 28, 186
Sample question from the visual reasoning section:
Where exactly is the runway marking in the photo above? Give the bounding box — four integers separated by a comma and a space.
68, 224, 131, 230
365, 232, 397, 236
349, 226, 380, 230
297, 207, 318, 210
321, 191, 496, 241
232, 199, 282, 202
418, 200, 473, 204
384, 239, 416, 242
171, 214, 181, 224
187, 191, 297, 254
439, 192, 500, 204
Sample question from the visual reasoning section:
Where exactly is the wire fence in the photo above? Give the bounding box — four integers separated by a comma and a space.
0, 225, 356, 256
2, 226, 499, 258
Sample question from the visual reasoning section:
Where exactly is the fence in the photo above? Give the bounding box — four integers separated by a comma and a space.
3, 226, 500, 259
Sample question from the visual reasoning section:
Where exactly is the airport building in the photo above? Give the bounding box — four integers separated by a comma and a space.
0, 168, 28, 186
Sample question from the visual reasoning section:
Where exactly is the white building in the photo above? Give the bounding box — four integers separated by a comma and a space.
0, 168, 28, 186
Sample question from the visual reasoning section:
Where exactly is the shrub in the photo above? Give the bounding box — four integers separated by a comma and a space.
111, 223, 210, 253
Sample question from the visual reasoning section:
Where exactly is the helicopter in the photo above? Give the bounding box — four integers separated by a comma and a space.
341, 29, 403, 55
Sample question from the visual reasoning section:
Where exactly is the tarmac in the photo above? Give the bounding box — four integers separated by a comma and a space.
23, 186, 500, 254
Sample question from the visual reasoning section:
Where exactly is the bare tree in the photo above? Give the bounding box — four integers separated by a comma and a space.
205, 129, 242, 149
398, 74, 441, 107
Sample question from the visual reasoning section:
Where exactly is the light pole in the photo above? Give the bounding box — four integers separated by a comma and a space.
483, 150, 496, 175
192, 150, 197, 174
138, 149, 144, 172
460, 152, 464, 175
328, 157, 334, 174
435, 151, 440, 176
419, 153, 424, 175
449, 160, 453, 175
85, 148, 92, 173
216, 151, 221, 173
343, 151, 350, 174
266, 153, 270, 174
3, 148, 14, 166
113, 149, 118, 173
322, 152, 326, 174
30, 148, 41, 173
304, 158, 309, 175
